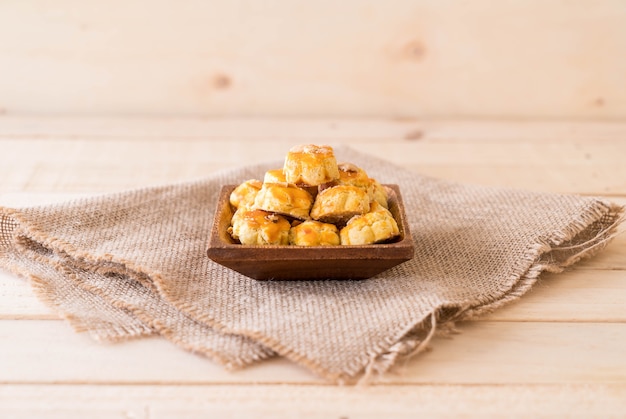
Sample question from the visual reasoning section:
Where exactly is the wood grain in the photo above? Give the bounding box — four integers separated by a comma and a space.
2, 117, 626, 195
1, 117, 625, 141
1, 320, 624, 385
2, 142, 626, 195
1, 384, 625, 418
0, 275, 57, 319
0, 2, 625, 118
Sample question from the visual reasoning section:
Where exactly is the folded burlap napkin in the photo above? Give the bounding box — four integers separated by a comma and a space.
1, 147, 623, 382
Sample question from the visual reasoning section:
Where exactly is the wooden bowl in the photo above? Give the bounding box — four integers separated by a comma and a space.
206, 184, 414, 280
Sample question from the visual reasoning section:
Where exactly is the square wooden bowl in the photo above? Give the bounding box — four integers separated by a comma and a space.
206, 184, 414, 280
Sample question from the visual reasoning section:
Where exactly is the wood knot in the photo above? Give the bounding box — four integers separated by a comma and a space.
404, 129, 423, 141
403, 40, 426, 61
212, 74, 232, 90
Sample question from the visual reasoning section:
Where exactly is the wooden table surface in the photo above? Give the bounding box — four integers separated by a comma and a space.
1, 116, 625, 417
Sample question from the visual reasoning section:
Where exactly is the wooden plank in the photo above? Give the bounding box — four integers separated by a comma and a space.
0, 2, 625, 118
396, 321, 626, 385
0, 320, 624, 385
579, 225, 626, 270
3, 137, 626, 166
0, 320, 323, 384
1, 117, 626, 142
483, 270, 626, 322
2, 138, 626, 194
3, 266, 625, 321
3, 159, 625, 196
1, 384, 624, 418
0, 274, 56, 319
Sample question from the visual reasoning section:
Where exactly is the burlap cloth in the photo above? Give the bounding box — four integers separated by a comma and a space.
1, 147, 623, 383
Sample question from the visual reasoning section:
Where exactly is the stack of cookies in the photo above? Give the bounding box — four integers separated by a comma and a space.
227, 144, 400, 246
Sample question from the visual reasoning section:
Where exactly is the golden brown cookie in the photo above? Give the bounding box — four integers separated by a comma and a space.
336, 163, 388, 208
265, 168, 318, 199
289, 220, 341, 246
263, 169, 287, 184
229, 179, 263, 210
253, 183, 314, 220
368, 178, 389, 209
310, 185, 370, 224
228, 209, 291, 245
339, 202, 400, 245
283, 144, 340, 187
337, 162, 370, 189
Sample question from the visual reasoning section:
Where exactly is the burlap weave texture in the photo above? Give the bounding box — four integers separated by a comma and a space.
1, 147, 623, 382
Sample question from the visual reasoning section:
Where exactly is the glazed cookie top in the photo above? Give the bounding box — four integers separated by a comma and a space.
229, 179, 262, 210
229, 209, 291, 245
253, 182, 314, 220
284, 144, 340, 186
310, 184, 370, 224
289, 220, 341, 246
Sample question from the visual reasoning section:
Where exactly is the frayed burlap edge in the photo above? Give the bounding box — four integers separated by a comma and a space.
357, 200, 625, 384
0, 206, 275, 370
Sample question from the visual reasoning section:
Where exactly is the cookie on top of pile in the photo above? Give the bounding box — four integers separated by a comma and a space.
227, 144, 400, 246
